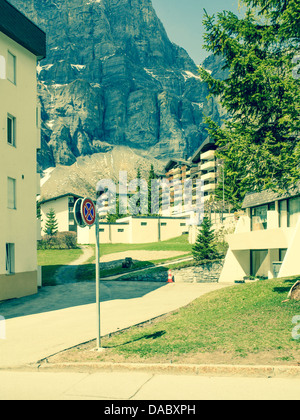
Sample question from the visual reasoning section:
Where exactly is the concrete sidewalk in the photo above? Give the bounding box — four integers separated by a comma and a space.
0, 369, 299, 400
0, 282, 229, 368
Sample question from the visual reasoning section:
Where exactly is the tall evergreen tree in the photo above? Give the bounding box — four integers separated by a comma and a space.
192, 217, 219, 262
44, 208, 58, 236
199, 0, 300, 204
148, 164, 157, 215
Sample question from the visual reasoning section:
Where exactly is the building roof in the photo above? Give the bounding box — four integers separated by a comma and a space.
39, 193, 83, 205
0, 0, 46, 59
242, 183, 300, 209
165, 159, 193, 172
191, 138, 217, 163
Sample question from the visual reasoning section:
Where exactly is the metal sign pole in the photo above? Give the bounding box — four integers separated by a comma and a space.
95, 210, 101, 350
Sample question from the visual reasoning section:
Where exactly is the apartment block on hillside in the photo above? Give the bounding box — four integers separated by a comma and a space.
190, 138, 218, 203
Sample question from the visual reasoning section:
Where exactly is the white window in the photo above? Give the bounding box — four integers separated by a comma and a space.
6, 243, 15, 275
0, 55, 6, 79
36, 105, 41, 129
7, 51, 16, 84
7, 177, 16, 209
7, 114, 16, 146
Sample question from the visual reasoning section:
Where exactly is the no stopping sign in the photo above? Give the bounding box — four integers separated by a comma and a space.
81, 198, 96, 227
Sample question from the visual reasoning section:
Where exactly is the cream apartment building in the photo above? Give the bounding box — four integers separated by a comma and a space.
40, 193, 83, 234
219, 186, 300, 283
190, 138, 218, 203
0, 1, 46, 300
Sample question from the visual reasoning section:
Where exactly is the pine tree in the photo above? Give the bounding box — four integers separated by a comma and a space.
199, 1, 300, 200
148, 164, 157, 215
44, 208, 58, 236
192, 217, 219, 262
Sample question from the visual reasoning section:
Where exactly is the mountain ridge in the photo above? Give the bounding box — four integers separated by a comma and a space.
10, 0, 226, 173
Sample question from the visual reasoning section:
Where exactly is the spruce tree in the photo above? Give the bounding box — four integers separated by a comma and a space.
148, 164, 157, 215
199, 1, 300, 200
44, 208, 58, 236
192, 217, 219, 262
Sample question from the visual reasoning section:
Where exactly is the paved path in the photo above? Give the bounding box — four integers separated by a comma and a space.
0, 282, 230, 368
55, 246, 94, 284
0, 370, 299, 400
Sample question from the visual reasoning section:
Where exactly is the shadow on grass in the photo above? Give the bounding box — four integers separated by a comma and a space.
273, 277, 299, 295
76, 260, 169, 282
105, 330, 166, 349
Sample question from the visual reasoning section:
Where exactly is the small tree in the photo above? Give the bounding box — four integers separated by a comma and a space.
192, 217, 219, 262
148, 164, 157, 215
44, 208, 58, 236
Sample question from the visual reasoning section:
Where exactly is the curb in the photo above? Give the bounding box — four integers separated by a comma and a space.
35, 361, 300, 378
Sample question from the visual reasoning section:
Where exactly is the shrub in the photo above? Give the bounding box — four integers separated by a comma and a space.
38, 232, 78, 250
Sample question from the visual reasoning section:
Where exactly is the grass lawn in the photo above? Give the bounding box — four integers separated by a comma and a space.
99, 234, 192, 258
76, 235, 192, 281
48, 276, 300, 366
38, 248, 83, 286
38, 236, 192, 284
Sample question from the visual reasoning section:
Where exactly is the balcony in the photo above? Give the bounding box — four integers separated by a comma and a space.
202, 183, 216, 193
201, 161, 216, 172
201, 172, 217, 182
200, 150, 215, 161
173, 173, 182, 180
227, 228, 294, 251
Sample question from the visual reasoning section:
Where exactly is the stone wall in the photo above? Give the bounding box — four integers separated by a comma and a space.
120, 260, 224, 283
172, 261, 224, 283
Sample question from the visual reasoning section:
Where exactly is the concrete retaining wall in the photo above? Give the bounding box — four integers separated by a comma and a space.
119, 260, 224, 283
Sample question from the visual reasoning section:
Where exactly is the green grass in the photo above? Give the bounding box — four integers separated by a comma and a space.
38, 248, 83, 286
37, 236, 192, 284
76, 235, 192, 281
38, 249, 83, 266
98, 235, 192, 258
97, 276, 300, 364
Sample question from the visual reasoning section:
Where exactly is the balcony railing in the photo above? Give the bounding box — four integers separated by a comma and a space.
201, 161, 216, 172
202, 183, 216, 192
200, 150, 215, 161
201, 172, 217, 182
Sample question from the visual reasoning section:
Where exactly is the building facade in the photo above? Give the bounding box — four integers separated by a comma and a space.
190, 138, 218, 204
219, 187, 300, 283
77, 216, 188, 245
0, 0, 46, 300
162, 159, 194, 216
40, 193, 83, 235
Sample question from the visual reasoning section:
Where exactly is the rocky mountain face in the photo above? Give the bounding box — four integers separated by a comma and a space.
11, 0, 226, 172
40, 146, 166, 201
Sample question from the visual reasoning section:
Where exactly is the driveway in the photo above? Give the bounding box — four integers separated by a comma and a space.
0, 281, 230, 368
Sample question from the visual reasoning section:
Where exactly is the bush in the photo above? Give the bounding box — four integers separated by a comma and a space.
38, 232, 78, 250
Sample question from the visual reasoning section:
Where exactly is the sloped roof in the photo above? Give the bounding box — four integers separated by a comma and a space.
0, 0, 46, 59
39, 193, 83, 205
191, 137, 217, 163
165, 159, 193, 172
242, 183, 300, 209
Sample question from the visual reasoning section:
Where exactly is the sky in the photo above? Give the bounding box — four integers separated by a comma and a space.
151, 0, 243, 64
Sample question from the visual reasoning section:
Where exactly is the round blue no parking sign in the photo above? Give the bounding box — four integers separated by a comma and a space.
81, 198, 96, 227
